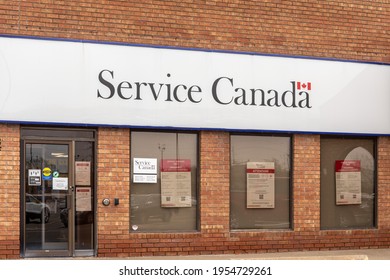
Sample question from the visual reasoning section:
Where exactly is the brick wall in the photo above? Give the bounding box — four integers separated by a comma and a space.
1, 1, 389, 63
97, 128, 131, 257
199, 131, 230, 254
293, 135, 321, 233
378, 137, 390, 229
0, 124, 20, 259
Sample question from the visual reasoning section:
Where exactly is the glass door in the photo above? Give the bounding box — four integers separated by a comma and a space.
21, 128, 96, 258
23, 142, 73, 257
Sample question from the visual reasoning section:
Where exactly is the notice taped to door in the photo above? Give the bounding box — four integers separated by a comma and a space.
53, 177, 68, 190
75, 161, 91, 186
28, 169, 42, 186
76, 187, 92, 211
335, 160, 361, 205
246, 162, 275, 208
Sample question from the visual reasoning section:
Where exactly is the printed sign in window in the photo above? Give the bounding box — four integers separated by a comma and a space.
76, 187, 92, 211
160, 159, 192, 208
28, 169, 42, 186
133, 158, 158, 183
133, 158, 157, 174
246, 162, 275, 208
335, 160, 361, 205
75, 161, 91, 186
52, 177, 68, 190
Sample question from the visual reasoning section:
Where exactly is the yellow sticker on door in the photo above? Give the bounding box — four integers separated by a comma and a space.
42, 167, 52, 180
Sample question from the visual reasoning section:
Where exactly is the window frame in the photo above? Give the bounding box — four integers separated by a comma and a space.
129, 129, 200, 233
319, 135, 378, 230
229, 133, 293, 231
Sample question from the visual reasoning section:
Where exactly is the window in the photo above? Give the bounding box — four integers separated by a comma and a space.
130, 131, 198, 232
230, 135, 291, 230
320, 137, 376, 229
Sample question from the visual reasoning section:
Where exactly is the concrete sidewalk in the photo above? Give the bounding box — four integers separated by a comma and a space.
127, 248, 390, 260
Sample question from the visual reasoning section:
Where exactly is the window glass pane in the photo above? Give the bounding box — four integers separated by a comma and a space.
130, 131, 198, 232
21, 128, 95, 139
320, 138, 376, 229
230, 135, 291, 229
74, 141, 94, 250
25, 144, 69, 251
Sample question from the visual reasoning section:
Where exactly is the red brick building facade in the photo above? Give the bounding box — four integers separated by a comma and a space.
0, 1, 389, 259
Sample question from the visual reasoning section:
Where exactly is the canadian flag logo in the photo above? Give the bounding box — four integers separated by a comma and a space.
296, 82, 312, 91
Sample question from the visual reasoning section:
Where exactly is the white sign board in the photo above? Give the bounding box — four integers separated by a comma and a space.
133, 158, 157, 174
133, 158, 157, 183
52, 177, 68, 190
0, 36, 389, 135
28, 169, 42, 186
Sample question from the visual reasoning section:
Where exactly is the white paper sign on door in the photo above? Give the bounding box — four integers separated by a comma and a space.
52, 177, 69, 190
76, 187, 92, 211
75, 161, 91, 186
28, 169, 42, 186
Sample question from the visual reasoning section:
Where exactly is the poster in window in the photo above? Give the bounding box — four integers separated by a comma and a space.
160, 159, 192, 208
246, 162, 275, 208
335, 160, 361, 205
75, 161, 91, 186
28, 169, 42, 186
52, 177, 68, 190
133, 158, 158, 183
133, 158, 157, 174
